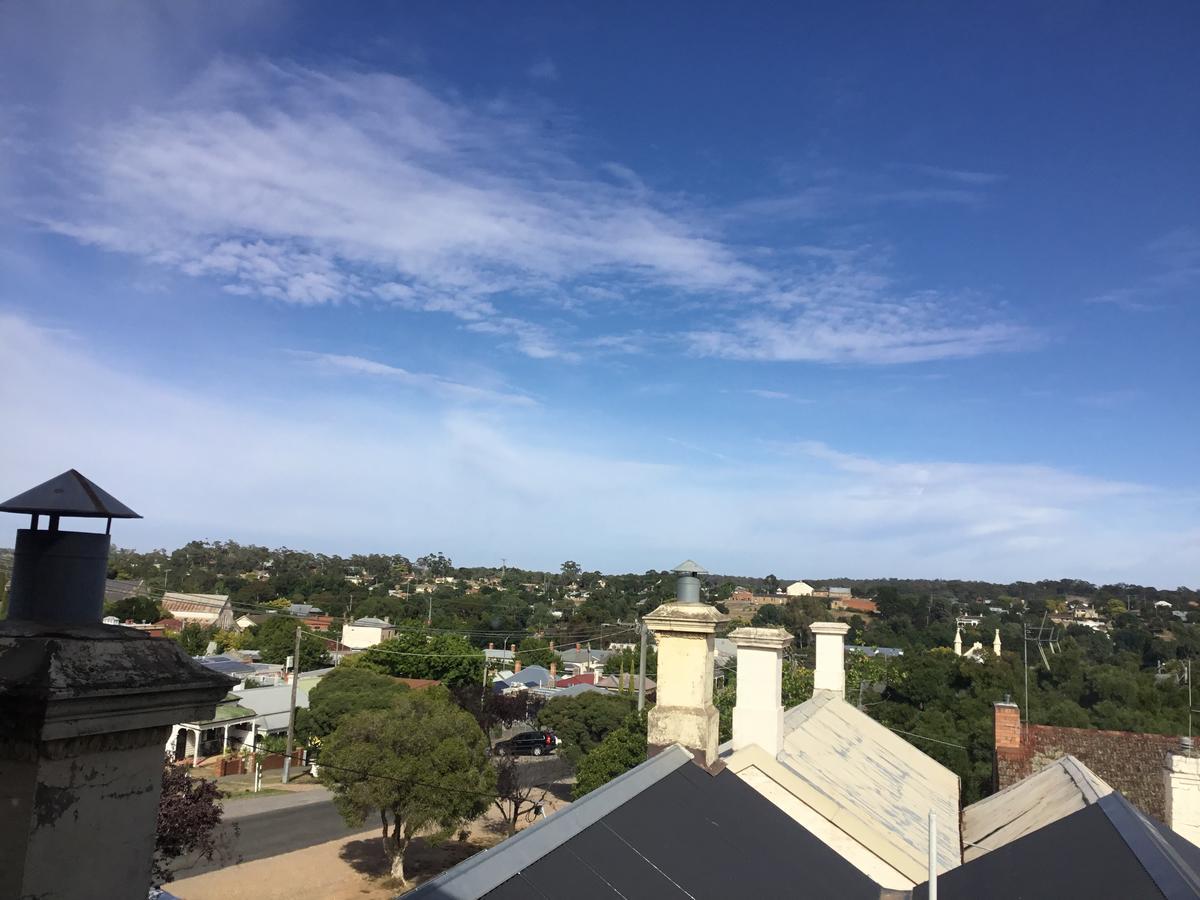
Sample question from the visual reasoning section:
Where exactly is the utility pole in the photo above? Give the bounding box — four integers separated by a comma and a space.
282, 625, 301, 784
637, 621, 648, 712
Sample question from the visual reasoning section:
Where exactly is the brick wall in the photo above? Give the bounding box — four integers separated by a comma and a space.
993, 713, 1181, 821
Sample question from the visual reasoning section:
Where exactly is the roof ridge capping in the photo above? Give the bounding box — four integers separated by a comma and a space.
407, 744, 693, 899
1097, 792, 1200, 898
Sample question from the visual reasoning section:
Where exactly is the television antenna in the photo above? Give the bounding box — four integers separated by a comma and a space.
1022, 611, 1060, 723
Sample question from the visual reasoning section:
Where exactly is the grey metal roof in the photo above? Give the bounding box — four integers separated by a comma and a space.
1, 469, 140, 518
917, 792, 1200, 899
962, 755, 1112, 861
196, 655, 258, 677
409, 744, 881, 900
350, 617, 391, 627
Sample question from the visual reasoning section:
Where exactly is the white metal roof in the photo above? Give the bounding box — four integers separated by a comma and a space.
961, 755, 1112, 862
772, 691, 962, 881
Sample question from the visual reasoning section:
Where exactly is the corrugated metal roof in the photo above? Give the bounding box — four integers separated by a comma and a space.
774, 691, 962, 881
962, 755, 1112, 861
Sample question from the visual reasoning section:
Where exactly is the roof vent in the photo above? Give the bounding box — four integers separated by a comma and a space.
1, 470, 140, 625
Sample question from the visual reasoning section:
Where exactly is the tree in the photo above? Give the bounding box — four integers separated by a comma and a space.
174, 623, 216, 656
105, 594, 164, 623
561, 560, 581, 582
416, 552, 453, 577
153, 759, 236, 884
537, 693, 635, 764
251, 616, 331, 671
295, 666, 410, 742
492, 753, 571, 834
319, 687, 494, 884
451, 685, 544, 743
603, 646, 657, 677
763, 574, 780, 595
351, 631, 482, 686
573, 711, 647, 798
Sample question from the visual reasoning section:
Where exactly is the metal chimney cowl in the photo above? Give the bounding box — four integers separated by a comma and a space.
0, 469, 141, 625
672, 559, 708, 604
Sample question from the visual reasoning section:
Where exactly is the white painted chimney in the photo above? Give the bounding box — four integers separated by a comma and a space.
1165, 749, 1200, 848
729, 627, 792, 756
810, 621, 850, 700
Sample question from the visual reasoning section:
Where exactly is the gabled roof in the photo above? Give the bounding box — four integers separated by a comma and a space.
559, 648, 611, 664
162, 592, 230, 611
724, 690, 961, 884
408, 744, 880, 900
349, 616, 391, 627
498, 665, 554, 688
917, 792, 1200, 899
196, 654, 258, 678
962, 755, 1112, 861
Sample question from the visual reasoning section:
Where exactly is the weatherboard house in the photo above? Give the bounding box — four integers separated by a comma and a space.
412, 561, 1200, 900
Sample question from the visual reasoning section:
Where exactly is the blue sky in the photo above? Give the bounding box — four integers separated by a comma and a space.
1, 2, 1197, 585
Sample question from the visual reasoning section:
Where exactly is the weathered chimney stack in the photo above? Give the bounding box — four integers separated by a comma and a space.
810, 621, 850, 699
0, 471, 231, 899
729, 627, 793, 756
644, 560, 722, 768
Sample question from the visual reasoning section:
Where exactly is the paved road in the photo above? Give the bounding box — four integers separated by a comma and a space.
170, 793, 375, 878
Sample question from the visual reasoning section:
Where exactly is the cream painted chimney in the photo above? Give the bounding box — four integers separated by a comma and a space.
644, 560, 722, 767
1165, 749, 1200, 848
729, 627, 792, 756
810, 621, 850, 700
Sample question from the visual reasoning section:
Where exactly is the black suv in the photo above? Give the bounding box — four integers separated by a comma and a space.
491, 731, 560, 757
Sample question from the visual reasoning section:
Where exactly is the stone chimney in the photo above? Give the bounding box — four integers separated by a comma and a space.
810, 621, 850, 700
729, 627, 792, 756
0, 471, 231, 899
644, 560, 722, 767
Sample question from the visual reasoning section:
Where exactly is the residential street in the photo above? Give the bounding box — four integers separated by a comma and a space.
170, 788, 375, 879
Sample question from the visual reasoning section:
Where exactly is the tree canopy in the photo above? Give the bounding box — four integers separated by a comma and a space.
573, 711, 647, 798
154, 759, 234, 884
537, 692, 635, 764
295, 666, 409, 742
348, 631, 483, 686
319, 687, 493, 884
250, 615, 331, 670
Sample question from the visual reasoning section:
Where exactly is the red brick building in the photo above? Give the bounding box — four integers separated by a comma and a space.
993, 700, 1183, 822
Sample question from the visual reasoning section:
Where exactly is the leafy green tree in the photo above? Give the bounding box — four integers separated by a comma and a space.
604, 646, 657, 677
295, 667, 409, 742
319, 687, 493, 884
574, 711, 647, 798
350, 631, 482, 686
105, 595, 164, 623
251, 616, 331, 671
561, 560, 581, 582
174, 623, 216, 656
537, 693, 635, 764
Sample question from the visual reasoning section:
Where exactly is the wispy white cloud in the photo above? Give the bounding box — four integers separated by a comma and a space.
688, 247, 1034, 364
1085, 227, 1200, 311
0, 311, 1192, 585
745, 388, 792, 400
293, 351, 537, 406
19, 59, 755, 355
905, 164, 1006, 186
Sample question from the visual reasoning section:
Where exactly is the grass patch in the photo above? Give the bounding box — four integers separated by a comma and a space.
221, 787, 287, 800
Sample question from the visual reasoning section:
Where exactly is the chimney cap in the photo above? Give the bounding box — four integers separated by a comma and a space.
1, 469, 140, 519
671, 559, 708, 576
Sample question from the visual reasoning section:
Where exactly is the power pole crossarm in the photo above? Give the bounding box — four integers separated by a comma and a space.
282, 625, 301, 784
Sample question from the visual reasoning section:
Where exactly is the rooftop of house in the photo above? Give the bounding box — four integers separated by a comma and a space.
161, 592, 230, 612
408, 744, 881, 900
917, 791, 1200, 899
962, 755, 1112, 862
348, 616, 391, 628
723, 689, 961, 883
559, 647, 612, 664
195, 654, 258, 678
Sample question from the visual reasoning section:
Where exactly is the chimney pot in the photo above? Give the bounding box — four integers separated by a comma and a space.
809, 621, 850, 699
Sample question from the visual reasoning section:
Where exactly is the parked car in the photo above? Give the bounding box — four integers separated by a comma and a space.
491, 730, 560, 757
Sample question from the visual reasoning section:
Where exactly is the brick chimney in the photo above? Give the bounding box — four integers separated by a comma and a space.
810, 621, 850, 699
576, 642, 582, 651
512, 645, 521, 674
729, 627, 792, 756
994, 700, 1022, 750
644, 560, 722, 768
